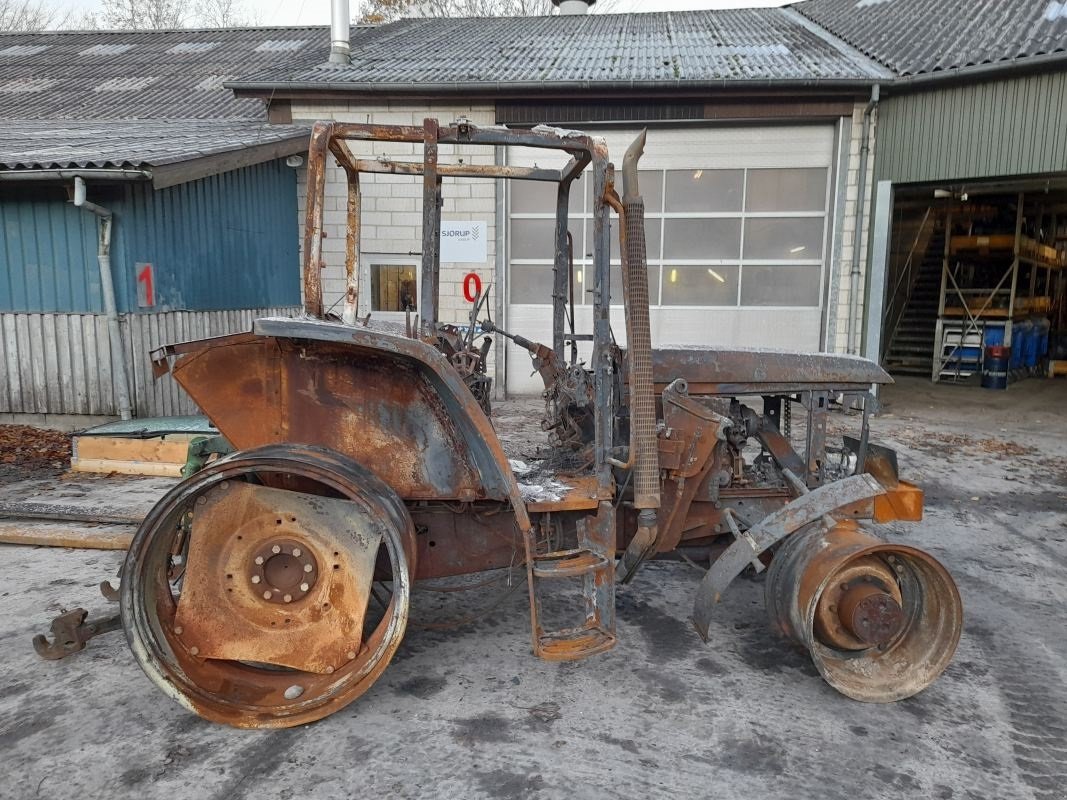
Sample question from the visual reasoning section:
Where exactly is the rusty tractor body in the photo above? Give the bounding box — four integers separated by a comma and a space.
104, 119, 961, 728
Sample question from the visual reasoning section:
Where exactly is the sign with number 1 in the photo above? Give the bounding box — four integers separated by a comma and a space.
136, 262, 155, 308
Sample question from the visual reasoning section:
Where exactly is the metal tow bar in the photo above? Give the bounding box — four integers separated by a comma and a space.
32, 608, 122, 660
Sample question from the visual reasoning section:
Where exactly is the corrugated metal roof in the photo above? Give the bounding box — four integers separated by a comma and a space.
0, 119, 308, 170
229, 10, 890, 93
795, 0, 1067, 77
0, 26, 362, 119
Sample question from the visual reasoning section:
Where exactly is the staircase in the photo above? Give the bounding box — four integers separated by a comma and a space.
884, 225, 945, 377
525, 503, 617, 660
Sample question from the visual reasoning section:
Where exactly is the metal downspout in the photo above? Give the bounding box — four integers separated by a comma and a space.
847, 84, 879, 354
73, 177, 133, 420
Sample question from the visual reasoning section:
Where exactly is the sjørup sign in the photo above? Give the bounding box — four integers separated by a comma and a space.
440, 221, 488, 263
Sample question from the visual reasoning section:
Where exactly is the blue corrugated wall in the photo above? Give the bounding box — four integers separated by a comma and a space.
0, 158, 300, 313
1, 198, 102, 312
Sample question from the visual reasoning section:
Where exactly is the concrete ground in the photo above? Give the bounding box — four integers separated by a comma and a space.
0, 377, 1065, 800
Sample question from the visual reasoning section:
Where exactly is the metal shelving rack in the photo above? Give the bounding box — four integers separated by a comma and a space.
932, 192, 1064, 383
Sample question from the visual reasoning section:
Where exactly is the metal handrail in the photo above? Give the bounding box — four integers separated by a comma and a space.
883, 206, 934, 358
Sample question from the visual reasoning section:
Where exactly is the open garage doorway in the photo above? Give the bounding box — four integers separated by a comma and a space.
879, 177, 1067, 388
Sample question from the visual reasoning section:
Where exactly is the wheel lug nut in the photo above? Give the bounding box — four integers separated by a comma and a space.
174, 626, 183, 635
325, 666, 334, 674
189, 646, 199, 656
251, 575, 261, 584
303, 564, 313, 573
299, 583, 309, 592
254, 556, 264, 565
283, 594, 293, 603
272, 545, 281, 554
263, 591, 272, 600
292, 548, 302, 557
346, 651, 356, 660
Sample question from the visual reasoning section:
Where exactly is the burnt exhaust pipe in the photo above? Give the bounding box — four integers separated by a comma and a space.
612, 130, 661, 583
766, 519, 962, 701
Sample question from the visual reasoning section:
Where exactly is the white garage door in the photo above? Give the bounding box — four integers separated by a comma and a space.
504, 124, 836, 394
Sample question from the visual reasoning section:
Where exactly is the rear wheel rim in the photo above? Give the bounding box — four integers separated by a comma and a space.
121, 444, 415, 729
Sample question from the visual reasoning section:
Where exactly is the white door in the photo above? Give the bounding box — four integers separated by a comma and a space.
504, 125, 837, 394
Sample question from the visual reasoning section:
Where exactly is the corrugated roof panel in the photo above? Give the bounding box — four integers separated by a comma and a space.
94, 76, 159, 92
80, 43, 136, 56
796, 0, 1067, 76
0, 119, 309, 170
167, 41, 222, 54
0, 26, 352, 119
0, 44, 48, 56
231, 10, 888, 91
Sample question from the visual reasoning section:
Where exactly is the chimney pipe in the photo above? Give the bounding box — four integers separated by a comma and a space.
553, 0, 595, 15
330, 0, 350, 64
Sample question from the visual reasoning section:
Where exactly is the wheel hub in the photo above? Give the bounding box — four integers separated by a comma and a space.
249, 539, 319, 604
172, 480, 384, 674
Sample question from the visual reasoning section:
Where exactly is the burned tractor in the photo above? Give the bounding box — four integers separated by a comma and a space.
57, 120, 961, 727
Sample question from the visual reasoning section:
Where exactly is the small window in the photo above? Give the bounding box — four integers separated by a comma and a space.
661, 265, 739, 306
743, 217, 825, 261
664, 169, 743, 213
745, 168, 827, 212
511, 218, 580, 260
663, 219, 741, 260
586, 170, 663, 213
740, 265, 822, 306
370, 264, 417, 312
510, 264, 555, 304
511, 179, 584, 216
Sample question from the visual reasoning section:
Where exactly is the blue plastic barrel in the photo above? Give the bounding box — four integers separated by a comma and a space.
1033, 317, 1051, 358
1011, 320, 1032, 369
1024, 322, 1040, 368
984, 324, 1006, 347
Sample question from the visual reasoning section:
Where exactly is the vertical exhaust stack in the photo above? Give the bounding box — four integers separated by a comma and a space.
614, 130, 661, 584
330, 0, 350, 64
553, 0, 596, 15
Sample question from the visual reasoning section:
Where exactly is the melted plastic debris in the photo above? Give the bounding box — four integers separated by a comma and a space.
516, 477, 570, 504
508, 459, 533, 476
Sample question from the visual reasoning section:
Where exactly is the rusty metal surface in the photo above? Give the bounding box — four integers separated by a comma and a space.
646, 348, 893, 395
166, 318, 529, 518
766, 519, 963, 702
32, 608, 121, 660
121, 444, 417, 729
173, 482, 383, 673
691, 473, 886, 640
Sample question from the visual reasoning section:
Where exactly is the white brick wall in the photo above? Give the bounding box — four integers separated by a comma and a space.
291, 101, 498, 329
828, 101, 879, 354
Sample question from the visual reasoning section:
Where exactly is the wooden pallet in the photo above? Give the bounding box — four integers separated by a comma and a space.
71, 433, 198, 477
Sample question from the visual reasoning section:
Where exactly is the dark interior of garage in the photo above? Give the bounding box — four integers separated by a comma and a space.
882, 180, 1067, 388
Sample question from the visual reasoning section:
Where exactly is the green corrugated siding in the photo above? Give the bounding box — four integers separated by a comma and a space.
876, 70, 1067, 184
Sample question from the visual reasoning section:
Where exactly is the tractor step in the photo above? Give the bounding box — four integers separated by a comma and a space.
537, 623, 617, 661
532, 549, 610, 579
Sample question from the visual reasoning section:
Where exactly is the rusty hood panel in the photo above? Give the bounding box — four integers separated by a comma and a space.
642, 346, 893, 395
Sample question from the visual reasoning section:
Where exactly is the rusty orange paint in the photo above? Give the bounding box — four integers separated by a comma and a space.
873, 480, 924, 523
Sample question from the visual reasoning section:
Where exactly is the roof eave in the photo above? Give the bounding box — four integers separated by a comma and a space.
888, 51, 1067, 90
226, 76, 885, 98
0, 130, 310, 189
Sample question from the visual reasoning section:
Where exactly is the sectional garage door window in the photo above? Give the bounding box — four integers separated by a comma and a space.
503, 124, 838, 393
509, 165, 829, 308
